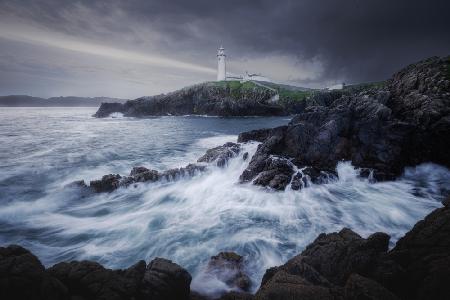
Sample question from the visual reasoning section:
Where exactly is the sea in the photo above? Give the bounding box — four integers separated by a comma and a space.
0, 107, 449, 296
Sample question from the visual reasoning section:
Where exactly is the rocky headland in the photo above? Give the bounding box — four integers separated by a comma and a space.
93, 81, 313, 117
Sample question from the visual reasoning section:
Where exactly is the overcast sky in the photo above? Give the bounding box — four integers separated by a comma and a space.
0, 0, 449, 99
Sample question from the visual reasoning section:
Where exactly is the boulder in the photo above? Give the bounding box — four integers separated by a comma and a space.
89, 174, 121, 193
205, 252, 251, 292
252, 157, 294, 190
197, 142, 241, 167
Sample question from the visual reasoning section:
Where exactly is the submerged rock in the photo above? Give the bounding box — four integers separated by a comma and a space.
206, 252, 251, 292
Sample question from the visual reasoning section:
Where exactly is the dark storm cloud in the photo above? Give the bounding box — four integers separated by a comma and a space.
0, 0, 449, 97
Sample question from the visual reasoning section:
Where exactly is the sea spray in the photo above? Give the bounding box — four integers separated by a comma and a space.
0, 108, 449, 295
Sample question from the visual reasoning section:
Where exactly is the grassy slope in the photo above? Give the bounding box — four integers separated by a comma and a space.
210, 80, 268, 99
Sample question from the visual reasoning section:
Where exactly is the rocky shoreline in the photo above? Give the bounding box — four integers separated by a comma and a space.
89, 56, 450, 193
2, 56, 449, 299
2, 197, 449, 300
237, 56, 450, 189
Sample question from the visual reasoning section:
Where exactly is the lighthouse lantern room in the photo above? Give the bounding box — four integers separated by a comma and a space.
217, 46, 226, 81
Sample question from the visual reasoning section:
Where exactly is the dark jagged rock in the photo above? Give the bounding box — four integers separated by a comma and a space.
94, 81, 286, 118
0, 244, 192, 300
129, 166, 159, 182
239, 56, 450, 189
161, 163, 207, 180
197, 142, 241, 167
0, 245, 68, 300
89, 174, 122, 193
48, 260, 140, 300
237, 128, 273, 143
239, 126, 288, 185
82, 142, 244, 193
205, 252, 251, 292
252, 157, 294, 190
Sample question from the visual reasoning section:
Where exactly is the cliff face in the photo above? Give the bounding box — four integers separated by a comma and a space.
94, 81, 287, 117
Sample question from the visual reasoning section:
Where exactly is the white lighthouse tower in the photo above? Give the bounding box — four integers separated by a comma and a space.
217, 46, 226, 81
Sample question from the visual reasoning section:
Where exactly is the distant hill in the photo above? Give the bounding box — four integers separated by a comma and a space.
0, 95, 129, 107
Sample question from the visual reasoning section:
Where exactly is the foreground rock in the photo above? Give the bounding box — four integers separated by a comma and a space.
0, 246, 191, 300
1, 199, 449, 299
239, 56, 450, 189
252, 198, 450, 300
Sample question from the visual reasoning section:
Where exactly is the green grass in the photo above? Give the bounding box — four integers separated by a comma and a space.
211, 80, 266, 99
211, 80, 313, 102
278, 89, 311, 102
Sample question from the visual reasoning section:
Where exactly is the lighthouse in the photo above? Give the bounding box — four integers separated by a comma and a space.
217, 46, 226, 81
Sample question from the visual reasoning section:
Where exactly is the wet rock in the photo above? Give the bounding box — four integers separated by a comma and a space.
252, 157, 294, 190
197, 142, 241, 167
290, 172, 307, 190
129, 166, 159, 182
206, 252, 251, 292
242, 152, 249, 161
161, 164, 207, 180
89, 174, 121, 193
